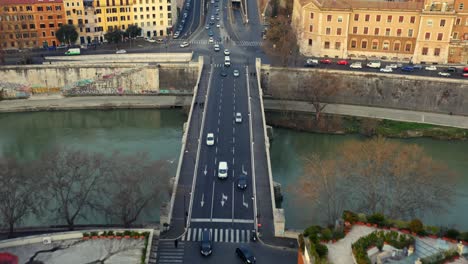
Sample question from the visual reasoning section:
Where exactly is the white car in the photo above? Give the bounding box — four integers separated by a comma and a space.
180, 41, 190, 48
425, 65, 437, 71
214, 44, 220, 51
233, 69, 239, 77
208, 37, 214, 43
438, 72, 451, 77
116, 49, 126, 54
380, 67, 393, 73
206, 133, 215, 146
235, 112, 242, 123
216, 24, 220, 28
224, 49, 230, 55
387, 64, 399, 69
145, 38, 156, 43
173, 32, 180, 39
349, 62, 362, 69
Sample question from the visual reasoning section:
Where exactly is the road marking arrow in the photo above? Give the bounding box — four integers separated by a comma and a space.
242, 165, 247, 175
242, 194, 249, 208
204, 165, 207, 175
201, 193, 205, 207
221, 193, 228, 207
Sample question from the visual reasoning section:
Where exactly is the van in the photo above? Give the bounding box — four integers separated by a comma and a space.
65, 48, 80, 55
224, 56, 231, 67
218, 161, 228, 179
366, 61, 381, 68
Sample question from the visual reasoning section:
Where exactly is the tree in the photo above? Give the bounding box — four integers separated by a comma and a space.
125, 25, 142, 39
104, 29, 124, 44
56, 24, 79, 45
37, 146, 108, 230
0, 157, 44, 237
263, 15, 300, 66
299, 137, 455, 223
101, 152, 171, 227
300, 72, 341, 122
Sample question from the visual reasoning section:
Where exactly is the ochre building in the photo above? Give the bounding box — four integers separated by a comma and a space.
293, 0, 467, 64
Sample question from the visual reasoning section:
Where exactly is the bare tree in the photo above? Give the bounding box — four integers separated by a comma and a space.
300, 72, 341, 122
262, 15, 300, 66
299, 137, 456, 222
0, 157, 44, 237
299, 155, 347, 225
37, 147, 108, 230
101, 152, 171, 227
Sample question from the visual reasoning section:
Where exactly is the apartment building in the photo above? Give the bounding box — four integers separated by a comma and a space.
133, 0, 175, 38
63, 0, 101, 44
449, 0, 468, 63
0, 0, 66, 49
293, 0, 461, 64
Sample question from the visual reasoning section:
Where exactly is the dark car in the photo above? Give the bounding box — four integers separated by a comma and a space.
236, 247, 256, 264
412, 64, 423, 70
446, 67, 457, 73
208, 31, 214, 37
220, 70, 228, 77
237, 175, 247, 190
200, 229, 212, 256
304, 59, 318, 67
401, 66, 414, 72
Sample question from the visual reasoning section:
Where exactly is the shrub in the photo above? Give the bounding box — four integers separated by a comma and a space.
357, 213, 367, 223
368, 213, 385, 226
393, 220, 409, 230
425, 226, 440, 236
376, 238, 384, 251
90, 231, 98, 237
332, 230, 345, 240
116, 232, 123, 237
124, 230, 131, 236
315, 243, 328, 258
321, 228, 332, 241
304, 225, 322, 243
459, 232, 468, 241
409, 219, 424, 234
343, 210, 359, 223
445, 229, 460, 239
107, 231, 115, 236
101, 231, 108, 236
83, 232, 89, 237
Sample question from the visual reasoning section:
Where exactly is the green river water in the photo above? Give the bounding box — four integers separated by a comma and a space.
0, 109, 466, 230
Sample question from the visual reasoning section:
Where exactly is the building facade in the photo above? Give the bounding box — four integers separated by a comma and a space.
133, 0, 175, 38
449, 0, 468, 63
0, 0, 66, 49
293, 0, 465, 64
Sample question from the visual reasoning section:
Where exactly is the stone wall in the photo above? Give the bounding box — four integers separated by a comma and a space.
260, 66, 468, 115
158, 64, 199, 92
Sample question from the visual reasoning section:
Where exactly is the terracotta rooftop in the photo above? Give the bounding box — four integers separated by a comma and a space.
0, 0, 63, 5
302, 0, 424, 10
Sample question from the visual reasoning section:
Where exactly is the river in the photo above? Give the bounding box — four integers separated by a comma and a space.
0, 110, 466, 230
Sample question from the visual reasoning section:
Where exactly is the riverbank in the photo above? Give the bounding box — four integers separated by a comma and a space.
0, 95, 192, 113
265, 111, 468, 140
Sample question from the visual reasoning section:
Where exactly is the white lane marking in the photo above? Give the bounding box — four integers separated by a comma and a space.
232, 181, 235, 224
233, 127, 235, 134
232, 146, 235, 154
215, 146, 218, 154
232, 157, 235, 165
236, 229, 240, 243
230, 229, 234, 243
217, 127, 220, 133
198, 228, 202, 241
201, 193, 205, 207
214, 157, 217, 165
233, 137, 235, 143
214, 228, 218, 242
210, 181, 215, 219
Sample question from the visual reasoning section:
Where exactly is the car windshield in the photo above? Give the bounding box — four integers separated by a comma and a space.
220, 169, 227, 174
241, 248, 252, 258
238, 176, 247, 184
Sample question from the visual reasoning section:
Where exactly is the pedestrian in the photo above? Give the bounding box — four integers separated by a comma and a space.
174, 239, 178, 248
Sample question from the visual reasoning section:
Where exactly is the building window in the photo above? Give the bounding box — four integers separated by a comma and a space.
361, 40, 367, 49
383, 41, 389, 50
453, 32, 459, 39
399, 16, 404, 23
459, 3, 464, 10
309, 25, 313, 32
456, 18, 461, 25
365, 14, 370, 22
376, 15, 381, 22
405, 43, 412, 52
324, 41, 330, 49
440, 19, 446, 27
394, 42, 400, 51
374, 28, 379, 35
327, 15, 332, 22
335, 42, 341, 49
338, 16, 342, 22
408, 29, 413, 37
354, 14, 359, 21
308, 39, 312, 46
422, 47, 428, 55
437, 33, 443, 40
396, 28, 402, 36
352, 27, 357, 34
385, 28, 390, 36
387, 15, 392, 22
425, 32, 431, 40
364, 27, 368, 34
410, 16, 415, 23
434, 48, 440, 56
337, 28, 342, 35
427, 20, 433, 26
372, 40, 378, 49
310, 13, 314, 19
351, 40, 357, 48
326, 27, 331, 35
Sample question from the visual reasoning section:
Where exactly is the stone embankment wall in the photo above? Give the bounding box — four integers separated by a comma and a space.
0, 63, 198, 93
260, 66, 468, 115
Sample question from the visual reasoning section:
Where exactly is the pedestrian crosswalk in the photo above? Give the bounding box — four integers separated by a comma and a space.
182, 227, 251, 243
153, 240, 185, 264
168, 39, 263, 47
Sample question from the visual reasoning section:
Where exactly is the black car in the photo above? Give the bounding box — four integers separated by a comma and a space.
237, 174, 247, 190
200, 229, 212, 256
236, 247, 256, 264
220, 71, 228, 77
446, 67, 458, 73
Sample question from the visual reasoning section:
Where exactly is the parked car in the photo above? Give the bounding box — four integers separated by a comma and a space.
115, 49, 126, 54
337, 60, 349, 65
305, 59, 318, 67
366, 61, 381, 68
180, 41, 190, 48
387, 64, 399, 69
463, 67, 468, 77
380, 67, 393, 73
349, 62, 362, 69
438, 72, 451, 77
412, 64, 423, 70
446, 67, 457, 73
401, 66, 414, 72
425, 65, 437, 71
236, 247, 256, 264
320, 59, 332, 64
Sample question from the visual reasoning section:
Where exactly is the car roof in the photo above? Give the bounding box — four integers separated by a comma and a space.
238, 247, 253, 256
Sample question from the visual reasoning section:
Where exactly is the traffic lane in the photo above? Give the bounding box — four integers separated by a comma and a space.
182, 241, 297, 264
